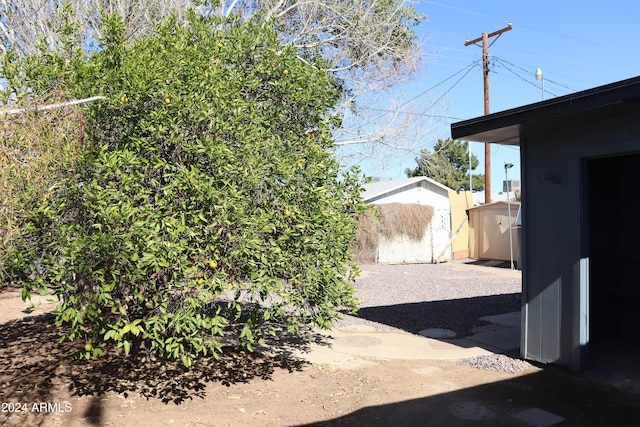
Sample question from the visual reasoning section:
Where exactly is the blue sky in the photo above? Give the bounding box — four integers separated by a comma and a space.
349, 0, 640, 191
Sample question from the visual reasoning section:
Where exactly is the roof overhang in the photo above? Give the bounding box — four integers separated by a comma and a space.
451, 75, 640, 146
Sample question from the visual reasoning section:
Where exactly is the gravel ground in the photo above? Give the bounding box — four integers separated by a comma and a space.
335, 261, 522, 338
333, 261, 534, 373
457, 354, 537, 373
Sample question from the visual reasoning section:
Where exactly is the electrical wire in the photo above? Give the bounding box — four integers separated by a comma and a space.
489, 55, 587, 91
427, 0, 640, 54
493, 56, 579, 93
492, 57, 559, 98
339, 58, 481, 179
426, 1, 505, 24
344, 59, 481, 136
354, 106, 464, 120
392, 60, 481, 112
343, 59, 486, 175
426, 0, 640, 88
493, 56, 592, 98
543, 77, 580, 93
417, 60, 480, 116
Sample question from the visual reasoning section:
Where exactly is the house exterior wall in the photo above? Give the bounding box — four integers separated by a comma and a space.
468, 202, 520, 262
520, 106, 640, 370
370, 181, 452, 263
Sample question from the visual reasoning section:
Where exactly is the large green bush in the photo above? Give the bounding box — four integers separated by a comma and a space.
4, 12, 365, 366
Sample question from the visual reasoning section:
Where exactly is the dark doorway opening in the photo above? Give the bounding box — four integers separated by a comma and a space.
588, 153, 640, 371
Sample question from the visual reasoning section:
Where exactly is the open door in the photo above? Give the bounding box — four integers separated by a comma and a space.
587, 153, 640, 369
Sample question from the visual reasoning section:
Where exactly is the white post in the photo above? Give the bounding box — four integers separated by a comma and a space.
468, 141, 473, 192
505, 163, 514, 269
0, 96, 105, 116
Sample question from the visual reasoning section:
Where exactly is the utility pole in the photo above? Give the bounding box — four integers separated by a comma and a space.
465, 23, 512, 204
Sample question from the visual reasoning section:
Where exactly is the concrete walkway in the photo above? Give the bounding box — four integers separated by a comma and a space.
291, 311, 522, 369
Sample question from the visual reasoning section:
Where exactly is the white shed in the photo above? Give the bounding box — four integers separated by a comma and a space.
361, 177, 454, 264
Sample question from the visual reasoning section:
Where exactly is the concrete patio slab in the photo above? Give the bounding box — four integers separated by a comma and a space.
287, 327, 494, 368
512, 407, 566, 427
466, 327, 521, 352
479, 311, 521, 328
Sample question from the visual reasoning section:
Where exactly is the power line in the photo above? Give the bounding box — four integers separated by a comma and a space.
493, 56, 580, 92
430, 46, 593, 94
428, 37, 598, 88
394, 60, 481, 111
427, 0, 640, 55
493, 69, 558, 98
544, 77, 580, 93
492, 57, 560, 98
428, 41, 483, 56
417, 60, 480, 116
429, 52, 479, 64
426, 32, 602, 94
493, 56, 583, 97
516, 23, 601, 46
489, 55, 587, 91
346, 59, 480, 135
426, 1, 506, 24
355, 106, 464, 120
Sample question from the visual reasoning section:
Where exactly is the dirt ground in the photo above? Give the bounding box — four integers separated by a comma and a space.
1, 284, 640, 427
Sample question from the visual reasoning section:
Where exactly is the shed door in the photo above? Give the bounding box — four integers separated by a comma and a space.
431, 208, 452, 261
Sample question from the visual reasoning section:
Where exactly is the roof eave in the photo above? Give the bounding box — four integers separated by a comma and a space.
451, 75, 640, 145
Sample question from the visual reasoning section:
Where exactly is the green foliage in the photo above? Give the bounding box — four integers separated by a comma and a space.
4, 12, 366, 365
0, 94, 84, 290
406, 139, 485, 191
0, 1, 86, 102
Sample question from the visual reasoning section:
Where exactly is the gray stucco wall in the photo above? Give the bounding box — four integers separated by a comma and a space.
520, 106, 640, 370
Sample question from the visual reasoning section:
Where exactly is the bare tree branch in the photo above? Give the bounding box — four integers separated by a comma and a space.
0, 95, 104, 115
0, 0, 197, 55
0, 0, 428, 168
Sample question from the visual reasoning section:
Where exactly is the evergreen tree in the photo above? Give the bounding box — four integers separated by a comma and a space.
406, 139, 484, 191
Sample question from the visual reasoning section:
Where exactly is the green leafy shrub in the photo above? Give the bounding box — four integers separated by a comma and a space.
0, 3, 87, 289
0, 94, 84, 289
5, 12, 366, 366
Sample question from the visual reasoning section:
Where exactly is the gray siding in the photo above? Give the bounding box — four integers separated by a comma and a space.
520, 108, 640, 369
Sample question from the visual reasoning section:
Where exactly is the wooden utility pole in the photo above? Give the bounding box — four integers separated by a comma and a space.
465, 24, 512, 204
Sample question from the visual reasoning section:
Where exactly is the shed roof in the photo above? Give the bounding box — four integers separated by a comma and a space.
362, 176, 452, 203
466, 200, 520, 212
451, 75, 640, 145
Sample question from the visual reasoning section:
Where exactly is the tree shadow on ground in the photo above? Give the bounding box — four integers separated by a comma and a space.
354, 293, 521, 337
300, 367, 640, 427
0, 313, 322, 409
